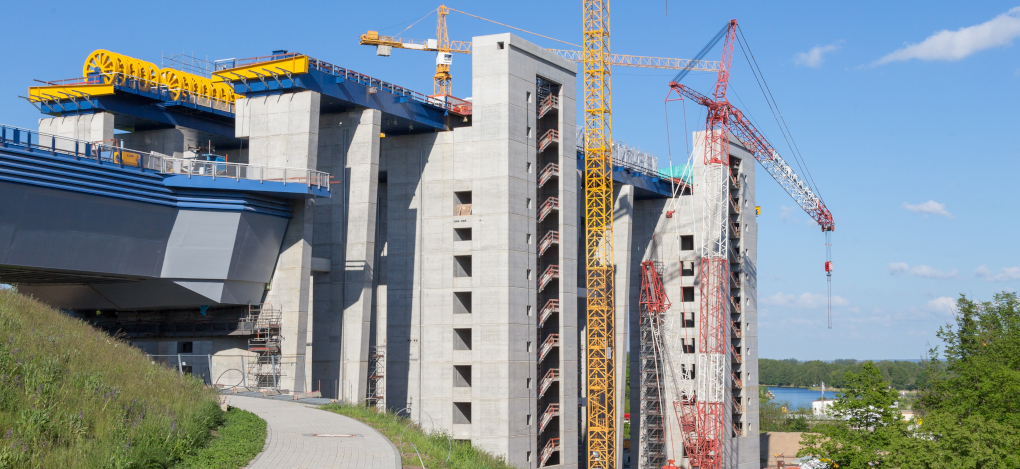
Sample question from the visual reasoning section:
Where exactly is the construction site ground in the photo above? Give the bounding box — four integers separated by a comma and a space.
759, 432, 804, 468
226, 394, 401, 469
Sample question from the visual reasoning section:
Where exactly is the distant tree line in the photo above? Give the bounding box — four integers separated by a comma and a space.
760, 358, 927, 390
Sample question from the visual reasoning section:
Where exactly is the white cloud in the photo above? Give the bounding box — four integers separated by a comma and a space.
875, 7, 1020, 65
794, 42, 842, 67
887, 262, 958, 279
925, 296, 957, 315
779, 206, 799, 224
761, 292, 849, 309
902, 200, 953, 218
975, 265, 1020, 281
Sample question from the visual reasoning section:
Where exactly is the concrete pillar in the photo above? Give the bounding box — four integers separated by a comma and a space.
118, 127, 200, 158
612, 183, 635, 469
313, 109, 382, 402
239, 91, 320, 393
38, 113, 114, 149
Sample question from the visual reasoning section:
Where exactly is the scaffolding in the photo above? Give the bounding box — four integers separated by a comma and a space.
241, 303, 283, 390
638, 261, 670, 468
367, 345, 386, 408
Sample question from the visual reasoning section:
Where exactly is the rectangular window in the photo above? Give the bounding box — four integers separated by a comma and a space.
454, 191, 472, 216
527, 378, 533, 389
526, 90, 531, 102
527, 451, 533, 462
526, 198, 533, 209
527, 162, 533, 173
454, 365, 472, 387
454, 255, 472, 277
681, 261, 694, 276
682, 338, 695, 354
681, 364, 696, 380
527, 126, 532, 138
177, 341, 193, 354
498, 41, 505, 50
684, 312, 695, 328
454, 328, 472, 350
527, 414, 532, 426
527, 233, 533, 244
682, 287, 695, 302
527, 341, 533, 352
527, 269, 532, 280
453, 402, 472, 424
681, 235, 694, 251
454, 227, 472, 241
527, 305, 533, 317
454, 292, 472, 314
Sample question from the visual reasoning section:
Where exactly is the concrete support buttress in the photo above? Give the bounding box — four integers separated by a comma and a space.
313, 109, 381, 401
239, 91, 321, 393
612, 184, 635, 469
38, 112, 114, 145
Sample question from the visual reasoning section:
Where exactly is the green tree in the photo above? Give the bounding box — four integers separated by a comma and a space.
886, 293, 1020, 468
797, 362, 904, 468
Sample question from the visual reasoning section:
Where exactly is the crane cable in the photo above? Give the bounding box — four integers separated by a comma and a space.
734, 25, 825, 205
447, 7, 581, 47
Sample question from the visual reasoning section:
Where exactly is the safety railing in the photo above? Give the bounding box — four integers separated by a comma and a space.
538, 197, 560, 223
732, 396, 743, 414
538, 333, 560, 363
0, 125, 330, 190
539, 299, 559, 328
537, 230, 560, 257
538, 129, 559, 153
538, 264, 560, 293
538, 94, 559, 119
222, 53, 472, 115
538, 162, 560, 188
730, 296, 741, 314
31, 73, 235, 114
731, 320, 742, 338
539, 403, 560, 434
731, 345, 742, 364
538, 368, 560, 399
730, 219, 741, 238
730, 271, 741, 288
732, 371, 743, 389
540, 437, 561, 467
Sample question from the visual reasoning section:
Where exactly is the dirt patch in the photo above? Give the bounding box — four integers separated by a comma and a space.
760, 432, 803, 467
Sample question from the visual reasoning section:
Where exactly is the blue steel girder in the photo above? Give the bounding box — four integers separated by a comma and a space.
223, 67, 450, 131
38, 94, 236, 138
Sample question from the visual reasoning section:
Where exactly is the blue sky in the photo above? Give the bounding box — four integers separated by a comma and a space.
1, 1, 1018, 361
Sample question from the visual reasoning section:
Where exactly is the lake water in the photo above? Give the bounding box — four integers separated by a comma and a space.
764, 387, 840, 410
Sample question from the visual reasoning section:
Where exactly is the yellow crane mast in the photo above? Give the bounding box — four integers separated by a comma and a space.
582, 0, 615, 466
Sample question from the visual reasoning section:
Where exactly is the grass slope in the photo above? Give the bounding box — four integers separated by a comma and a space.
321, 403, 515, 469
0, 289, 225, 468
174, 407, 266, 468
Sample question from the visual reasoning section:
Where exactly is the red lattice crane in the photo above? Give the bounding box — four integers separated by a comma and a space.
663, 19, 835, 469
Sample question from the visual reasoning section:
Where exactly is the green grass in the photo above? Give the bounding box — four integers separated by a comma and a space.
321, 403, 515, 469
174, 407, 266, 468
0, 289, 224, 468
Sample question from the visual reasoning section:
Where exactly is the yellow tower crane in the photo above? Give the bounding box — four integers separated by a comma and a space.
360, 5, 718, 97
582, 0, 614, 466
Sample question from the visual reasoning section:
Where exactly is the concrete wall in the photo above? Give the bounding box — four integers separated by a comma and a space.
39, 113, 114, 145
240, 91, 321, 393
375, 33, 578, 469
312, 109, 382, 401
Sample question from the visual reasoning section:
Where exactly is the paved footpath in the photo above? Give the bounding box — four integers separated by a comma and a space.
227, 395, 401, 469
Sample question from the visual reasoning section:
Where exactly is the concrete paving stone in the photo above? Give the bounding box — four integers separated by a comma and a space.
227, 395, 400, 469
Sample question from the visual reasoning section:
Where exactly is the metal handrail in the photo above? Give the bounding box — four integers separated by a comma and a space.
538, 162, 560, 188
539, 403, 561, 434
537, 230, 560, 257
538, 197, 560, 223
539, 299, 560, 328
224, 53, 472, 115
538, 333, 560, 363
540, 437, 561, 466
538, 265, 560, 292
538, 368, 560, 399
0, 124, 330, 190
